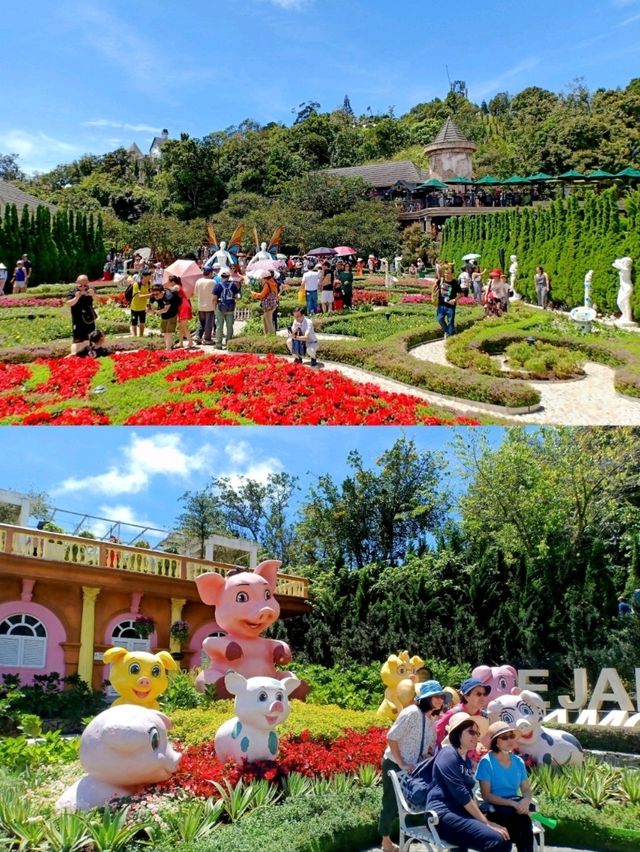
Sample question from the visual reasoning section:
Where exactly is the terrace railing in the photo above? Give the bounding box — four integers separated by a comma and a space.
0, 523, 308, 599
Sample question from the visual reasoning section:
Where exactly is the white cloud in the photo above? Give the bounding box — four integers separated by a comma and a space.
3, 129, 87, 175
266, 0, 311, 8
225, 440, 251, 465
54, 432, 214, 497
471, 57, 540, 100
223, 457, 284, 489
82, 119, 162, 133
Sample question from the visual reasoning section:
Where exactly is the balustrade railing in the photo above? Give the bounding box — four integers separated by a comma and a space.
0, 523, 308, 599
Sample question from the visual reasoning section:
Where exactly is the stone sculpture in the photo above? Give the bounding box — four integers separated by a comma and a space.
509, 254, 521, 300
214, 670, 300, 763
56, 706, 181, 811
613, 257, 635, 327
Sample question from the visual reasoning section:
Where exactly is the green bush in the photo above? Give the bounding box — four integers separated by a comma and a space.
545, 723, 640, 754
153, 789, 381, 852
0, 672, 106, 731
0, 730, 79, 772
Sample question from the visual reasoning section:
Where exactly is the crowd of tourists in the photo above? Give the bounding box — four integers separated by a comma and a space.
380, 677, 535, 852
0, 254, 33, 294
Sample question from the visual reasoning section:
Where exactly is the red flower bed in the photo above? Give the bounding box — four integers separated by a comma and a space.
0, 296, 65, 308
352, 290, 389, 306
0, 350, 481, 426
113, 349, 202, 383
155, 726, 387, 798
0, 362, 31, 391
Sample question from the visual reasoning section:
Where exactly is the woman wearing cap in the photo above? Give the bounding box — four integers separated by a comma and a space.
379, 680, 446, 852
477, 721, 535, 852
425, 713, 511, 851
435, 677, 491, 749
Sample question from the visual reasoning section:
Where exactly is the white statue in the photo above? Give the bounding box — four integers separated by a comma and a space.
251, 241, 272, 263
213, 240, 234, 269
584, 270, 593, 308
613, 257, 636, 327
509, 254, 521, 301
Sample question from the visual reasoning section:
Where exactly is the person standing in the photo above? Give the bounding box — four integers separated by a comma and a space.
0, 264, 8, 295
11, 261, 27, 294
534, 266, 549, 309
379, 680, 448, 852
129, 268, 152, 337
339, 262, 354, 310
213, 268, 240, 348
194, 267, 216, 344
319, 263, 334, 313
148, 282, 180, 350
170, 275, 194, 349
66, 274, 97, 355
435, 267, 461, 338
250, 270, 278, 335
302, 263, 320, 315
21, 254, 33, 284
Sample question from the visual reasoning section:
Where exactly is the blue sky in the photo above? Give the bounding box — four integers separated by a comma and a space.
1, 426, 502, 545
3, 0, 640, 174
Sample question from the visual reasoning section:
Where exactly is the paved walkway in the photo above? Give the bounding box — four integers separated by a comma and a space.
410, 339, 640, 425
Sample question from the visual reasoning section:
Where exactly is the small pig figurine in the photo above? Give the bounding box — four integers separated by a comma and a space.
215, 671, 300, 763
195, 560, 306, 699
487, 689, 583, 766
472, 664, 520, 698
56, 705, 181, 811
103, 647, 178, 710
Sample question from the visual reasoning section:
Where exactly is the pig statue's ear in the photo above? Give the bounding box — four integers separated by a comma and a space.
281, 674, 301, 696
103, 647, 129, 666
472, 665, 492, 683
224, 670, 247, 697
254, 560, 282, 588
195, 572, 227, 606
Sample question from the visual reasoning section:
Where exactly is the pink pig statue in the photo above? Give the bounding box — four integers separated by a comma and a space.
472, 664, 520, 697
55, 705, 181, 811
195, 559, 307, 699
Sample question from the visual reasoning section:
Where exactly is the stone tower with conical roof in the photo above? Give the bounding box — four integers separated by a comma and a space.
424, 117, 477, 180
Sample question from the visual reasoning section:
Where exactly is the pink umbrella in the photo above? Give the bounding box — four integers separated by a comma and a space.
333, 246, 357, 256
246, 258, 284, 274
163, 259, 202, 297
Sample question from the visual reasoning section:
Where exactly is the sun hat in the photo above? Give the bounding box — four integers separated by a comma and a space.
154, 262, 162, 267
415, 680, 446, 702
490, 268, 503, 278
460, 677, 491, 696
487, 721, 517, 743
0, 263, 6, 269
445, 711, 476, 738
220, 269, 231, 277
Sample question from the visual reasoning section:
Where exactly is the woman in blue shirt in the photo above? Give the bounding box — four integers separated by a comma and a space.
425, 712, 511, 851
477, 721, 535, 852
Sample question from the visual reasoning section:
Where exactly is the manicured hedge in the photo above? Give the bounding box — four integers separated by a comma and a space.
155, 789, 381, 852
537, 796, 640, 852
545, 723, 640, 754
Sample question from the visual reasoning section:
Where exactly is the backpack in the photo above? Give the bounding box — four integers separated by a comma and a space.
218, 279, 236, 312
262, 284, 278, 311
124, 280, 134, 306
400, 755, 435, 810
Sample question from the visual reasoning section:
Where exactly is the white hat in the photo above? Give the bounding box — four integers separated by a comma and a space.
0, 263, 6, 269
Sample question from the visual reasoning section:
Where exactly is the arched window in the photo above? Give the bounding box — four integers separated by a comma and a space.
111, 619, 150, 649
0, 614, 47, 668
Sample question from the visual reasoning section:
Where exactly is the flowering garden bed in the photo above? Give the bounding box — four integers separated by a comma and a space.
0, 349, 480, 426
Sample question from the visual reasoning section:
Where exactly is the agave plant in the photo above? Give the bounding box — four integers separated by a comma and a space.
41, 811, 93, 852
159, 798, 224, 843
530, 764, 574, 800
83, 805, 154, 851
281, 772, 314, 799
309, 776, 333, 796
356, 764, 381, 788
211, 778, 260, 822
574, 772, 619, 810
249, 778, 281, 810
328, 773, 356, 794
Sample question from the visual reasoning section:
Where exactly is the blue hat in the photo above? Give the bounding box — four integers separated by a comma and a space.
460, 677, 491, 696
415, 680, 446, 702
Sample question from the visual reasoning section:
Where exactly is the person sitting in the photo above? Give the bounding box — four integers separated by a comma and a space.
379, 680, 447, 852
477, 721, 535, 852
286, 307, 318, 367
425, 713, 511, 851
76, 329, 109, 358
435, 677, 491, 750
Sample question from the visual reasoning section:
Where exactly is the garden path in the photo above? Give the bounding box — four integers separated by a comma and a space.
410, 339, 640, 425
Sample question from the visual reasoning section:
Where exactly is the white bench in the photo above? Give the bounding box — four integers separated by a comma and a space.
388, 768, 546, 852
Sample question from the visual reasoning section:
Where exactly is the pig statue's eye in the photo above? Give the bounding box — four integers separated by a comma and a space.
276, 692, 284, 702
129, 663, 141, 675
500, 710, 516, 724
518, 701, 534, 717
498, 677, 507, 690
149, 727, 160, 751
264, 589, 272, 600
258, 691, 268, 702
236, 591, 249, 603
151, 665, 161, 677
397, 666, 406, 676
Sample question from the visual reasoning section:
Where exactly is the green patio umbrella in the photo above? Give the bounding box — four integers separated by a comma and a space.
586, 169, 614, 178
474, 175, 501, 185
556, 169, 586, 180
525, 172, 553, 181
616, 167, 640, 178
503, 175, 528, 184
444, 176, 471, 184
417, 178, 447, 189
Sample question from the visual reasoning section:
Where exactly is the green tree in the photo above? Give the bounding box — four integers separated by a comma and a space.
176, 485, 222, 559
